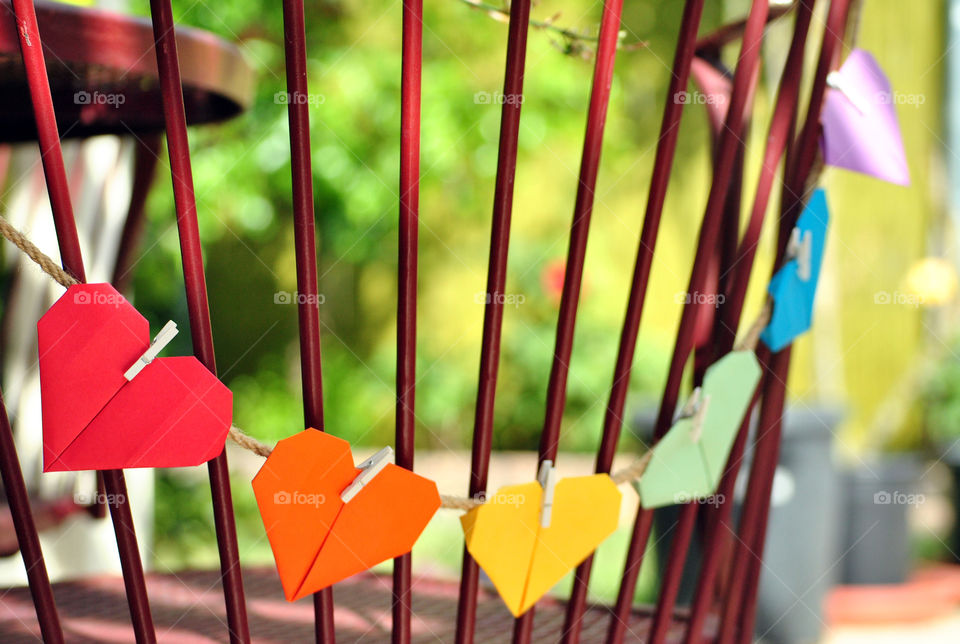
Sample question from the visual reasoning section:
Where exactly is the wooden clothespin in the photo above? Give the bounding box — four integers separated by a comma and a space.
688, 393, 711, 443
124, 320, 178, 381
787, 227, 813, 282
676, 387, 711, 442
826, 70, 869, 115
677, 386, 702, 423
537, 460, 558, 528
340, 446, 393, 503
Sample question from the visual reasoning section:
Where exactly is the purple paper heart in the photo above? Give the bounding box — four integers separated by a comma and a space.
820, 49, 910, 186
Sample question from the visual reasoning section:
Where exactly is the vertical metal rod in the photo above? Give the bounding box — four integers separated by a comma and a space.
681, 391, 760, 644
11, 1, 156, 640
644, 15, 768, 644
0, 393, 62, 642
734, 349, 790, 643
716, 4, 853, 641
113, 135, 162, 292
560, 3, 705, 641
394, 0, 422, 641
277, 0, 336, 639
512, 0, 624, 640
455, 0, 532, 641
730, 5, 854, 641
682, 4, 816, 640
147, 1, 250, 641
606, 2, 770, 642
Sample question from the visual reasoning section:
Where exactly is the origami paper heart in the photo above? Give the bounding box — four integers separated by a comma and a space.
38, 283, 232, 472
462, 473, 621, 617
253, 429, 441, 601
820, 49, 910, 186
760, 189, 830, 352
636, 351, 761, 508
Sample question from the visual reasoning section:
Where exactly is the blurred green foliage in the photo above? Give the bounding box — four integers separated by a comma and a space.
126, 0, 726, 453
122, 0, 943, 603
923, 346, 960, 444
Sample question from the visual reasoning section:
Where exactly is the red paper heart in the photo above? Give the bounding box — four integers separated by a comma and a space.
38, 283, 232, 471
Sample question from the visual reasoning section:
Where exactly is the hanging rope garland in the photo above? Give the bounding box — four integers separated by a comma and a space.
0, 212, 770, 510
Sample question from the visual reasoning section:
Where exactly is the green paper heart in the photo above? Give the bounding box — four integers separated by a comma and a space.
636, 351, 762, 508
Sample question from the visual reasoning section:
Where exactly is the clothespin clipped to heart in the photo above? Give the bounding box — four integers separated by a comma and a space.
820, 49, 910, 186
760, 189, 830, 352
124, 321, 178, 381
537, 460, 558, 528
786, 227, 813, 283
253, 430, 440, 601
682, 388, 712, 444
38, 283, 233, 472
341, 446, 393, 503
825, 70, 869, 115
635, 351, 761, 509
461, 466, 621, 616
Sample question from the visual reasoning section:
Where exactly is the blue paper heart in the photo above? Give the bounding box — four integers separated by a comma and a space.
760, 189, 829, 352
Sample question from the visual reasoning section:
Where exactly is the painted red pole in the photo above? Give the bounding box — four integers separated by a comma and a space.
12, 1, 156, 640
0, 392, 62, 643
642, 10, 770, 644
682, 5, 817, 641
606, 2, 770, 642
113, 135, 162, 292
455, 1, 532, 641
147, 1, 250, 641
512, 0, 624, 640
715, 4, 853, 641
277, 0, 336, 639
394, 1, 422, 641
560, 3, 705, 641
727, 4, 854, 640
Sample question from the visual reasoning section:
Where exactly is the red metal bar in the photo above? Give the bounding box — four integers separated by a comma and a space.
716, 1, 814, 356
714, 5, 852, 641
0, 392, 62, 643
682, 390, 760, 644
735, 350, 791, 643
11, 0, 82, 280
277, 0, 336, 639
512, 0, 624, 639
90, 135, 162, 523
113, 135, 162, 292
714, 348, 785, 644
729, 6, 854, 640
147, 1, 250, 642
560, 2, 705, 641
394, 0, 422, 641
682, 5, 816, 640
642, 8, 769, 644
606, 3, 769, 642
12, 1, 156, 641
454, 0, 531, 641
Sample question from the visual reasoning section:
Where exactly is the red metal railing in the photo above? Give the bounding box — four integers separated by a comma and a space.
0, 0, 858, 642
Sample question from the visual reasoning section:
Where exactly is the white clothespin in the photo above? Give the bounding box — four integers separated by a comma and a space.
688, 394, 711, 443
676, 386, 703, 423
675, 387, 711, 442
787, 227, 813, 282
826, 71, 869, 115
340, 446, 393, 503
124, 320, 178, 381
537, 460, 558, 528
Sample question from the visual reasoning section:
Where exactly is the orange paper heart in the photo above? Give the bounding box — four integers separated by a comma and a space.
253, 429, 441, 600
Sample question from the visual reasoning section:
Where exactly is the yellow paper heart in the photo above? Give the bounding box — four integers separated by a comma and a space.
461, 473, 621, 616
